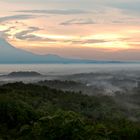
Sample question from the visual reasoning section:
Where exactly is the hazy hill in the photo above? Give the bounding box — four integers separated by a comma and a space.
8, 71, 42, 77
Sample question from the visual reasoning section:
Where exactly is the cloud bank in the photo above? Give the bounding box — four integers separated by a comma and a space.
0, 15, 35, 23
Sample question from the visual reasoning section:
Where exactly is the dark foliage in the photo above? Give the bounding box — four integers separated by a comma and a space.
0, 82, 140, 140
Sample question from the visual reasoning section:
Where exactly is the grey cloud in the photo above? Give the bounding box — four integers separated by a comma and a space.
3, 26, 16, 33
1, 26, 17, 38
17, 9, 90, 15
15, 27, 109, 44
18, 34, 56, 42
105, 1, 140, 16
2, 0, 140, 15
0, 15, 35, 23
15, 27, 41, 40
112, 20, 125, 24
61, 18, 96, 25
71, 39, 108, 44
83, 39, 108, 44
15, 27, 56, 42
110, 2, 140, 12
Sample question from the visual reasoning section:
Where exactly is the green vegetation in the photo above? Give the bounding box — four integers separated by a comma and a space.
0, 82, 140, 140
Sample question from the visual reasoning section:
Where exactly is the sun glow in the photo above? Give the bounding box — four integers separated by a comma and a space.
83, 41, 130, 50
83, 34, 123, 40
33, 33, 78, 40
0, 26, 8, 31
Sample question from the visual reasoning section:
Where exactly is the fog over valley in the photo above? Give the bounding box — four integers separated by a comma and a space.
0, 64, 140, 96
0, 64, 140, 123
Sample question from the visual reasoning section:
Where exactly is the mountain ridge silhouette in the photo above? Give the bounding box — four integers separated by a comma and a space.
0, 38, 125, 64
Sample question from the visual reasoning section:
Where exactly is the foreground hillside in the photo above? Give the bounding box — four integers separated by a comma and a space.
0, 82, 140, 140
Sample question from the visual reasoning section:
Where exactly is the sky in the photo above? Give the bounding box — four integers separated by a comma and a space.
0, 0, 140, 60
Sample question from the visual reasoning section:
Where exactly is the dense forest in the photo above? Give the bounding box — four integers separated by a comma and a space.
0, 82, 140, 140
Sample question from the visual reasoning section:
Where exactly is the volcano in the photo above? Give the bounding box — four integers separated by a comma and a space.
0, 38, 75, 63
0, 38, 124, 64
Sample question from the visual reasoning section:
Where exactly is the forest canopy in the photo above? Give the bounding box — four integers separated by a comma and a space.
0, 82, 140, 140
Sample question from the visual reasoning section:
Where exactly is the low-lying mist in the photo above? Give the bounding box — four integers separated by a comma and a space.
0, 68, 140, 96
0, 64, 140, 121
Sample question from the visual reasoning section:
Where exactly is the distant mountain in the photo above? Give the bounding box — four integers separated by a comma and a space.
8, 71, 42, 77
0, 38, 125, 64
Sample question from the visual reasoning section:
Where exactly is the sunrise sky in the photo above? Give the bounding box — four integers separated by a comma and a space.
0, 0, 140, 60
